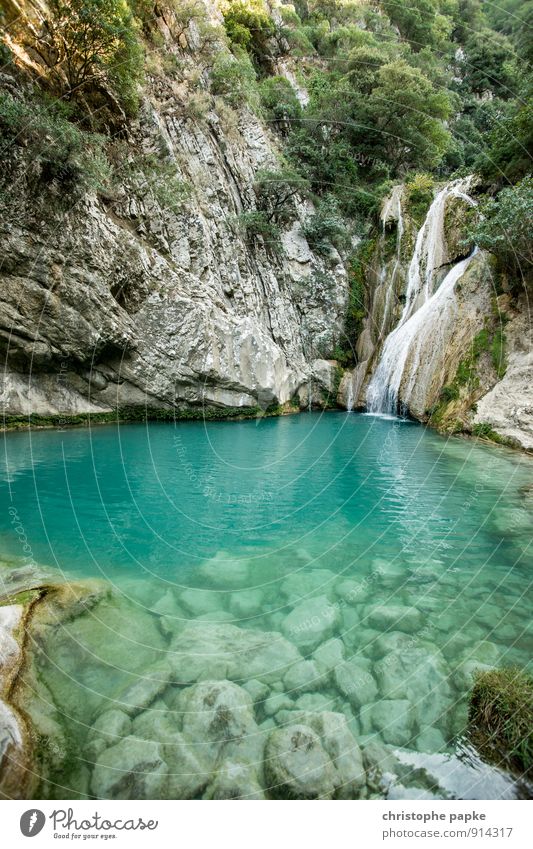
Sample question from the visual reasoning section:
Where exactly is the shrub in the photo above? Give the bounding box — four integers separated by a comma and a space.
221, 0, 276, 70
468, 177, 533, 283
210, 48, 259, 109
236, 211, 281, 252
302, 195, 350, 256
469, 667, 533, 777
0, 92, 111, 193
406, 173, 435, 225
40, 0, 144, 116
254, 166, 309, 225
259, 76, 301, 132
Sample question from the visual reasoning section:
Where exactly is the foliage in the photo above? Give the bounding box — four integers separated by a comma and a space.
259, 75, 302, 132
468, 177, 533, 280
0, 91, 111, 194
210, 47, 259, 108
235, 211, 282, 252
39, 0, 144, 115
469, 666, 533, 776
254, 166, 310, 224
302, 195, 350, 255
221, 0, 277, 70
406, 173, 435, 224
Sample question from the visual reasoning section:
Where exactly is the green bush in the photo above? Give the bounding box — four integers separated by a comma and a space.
0, 92, 111, 193
468, 177, 533, 282
210, 48, 259, 109
259, 76, 302, 131
469, 667, 533, 777
236, 211, 281, 252
406, 173, 435, 225
302, 195, 350, 256
41, 0, 144, 116
222, 0, 277, 70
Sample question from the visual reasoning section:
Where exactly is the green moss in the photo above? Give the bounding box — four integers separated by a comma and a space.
406, 173, 435, 226
0, 588, 41, 607
469, 666, 533, 777
1, 404, 280, 431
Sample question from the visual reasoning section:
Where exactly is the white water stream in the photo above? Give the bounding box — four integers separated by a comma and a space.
366, 178, 477, 415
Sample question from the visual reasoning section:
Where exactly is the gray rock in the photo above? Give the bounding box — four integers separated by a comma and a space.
283, 660, 322, 695
282, 596, 340, 653
313, 638, 345, 675
229, 589, 264, 618
167, 621, 302, 685
242, 679, 269, 704
371, 558, 407, 589
204, 759, 265, 799
114, 663, 172, 717
263, 692, 294, 718
372, 700, 415, 747
86, 710, 132, 760
416, 728, 447, 753
280, 570, 336, 602
264, 725, 336, 799
91, 737, 167, 799
180, 588, 226, 617
367, 605, 423, 633
333, 659, 378, 708
375, 646, 452, 728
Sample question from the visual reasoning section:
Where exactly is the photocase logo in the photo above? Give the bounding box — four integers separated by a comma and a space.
20, 810, 46, 837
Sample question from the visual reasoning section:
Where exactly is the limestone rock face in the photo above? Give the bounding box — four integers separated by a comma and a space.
0, 97, 348, 418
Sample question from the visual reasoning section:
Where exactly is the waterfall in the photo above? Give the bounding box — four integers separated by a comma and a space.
346, 379, 354, 412
366, 178, 477, 416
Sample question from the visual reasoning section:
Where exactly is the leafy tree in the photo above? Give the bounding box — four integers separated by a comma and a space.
380, 0, 441, 51
254, 166, 310, 223
302, 194, 350, 255
462, 29, 517, 97
469, 177, 533, 280
259, 75, 302, 133
221, 0, 277, 70
210, 47, 259, 108
37, 0, 143, 114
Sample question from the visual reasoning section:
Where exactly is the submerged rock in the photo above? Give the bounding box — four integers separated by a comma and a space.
91, 737, 167, 799
168, 621, 302, 685
333, 658, 378, 708
282, 595, 340, 653
264, 725, 336, 799
372, 700, 415, 747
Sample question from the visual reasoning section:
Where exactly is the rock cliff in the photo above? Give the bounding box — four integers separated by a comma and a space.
0, 3, 347, 420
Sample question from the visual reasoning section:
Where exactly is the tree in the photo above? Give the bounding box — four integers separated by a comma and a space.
469, 177, 533, 281
254, 166, 310, 223
367, 59, 451, 171
38, 0, 143, 113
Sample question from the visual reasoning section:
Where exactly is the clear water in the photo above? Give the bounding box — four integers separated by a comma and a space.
1, 413, 532, 798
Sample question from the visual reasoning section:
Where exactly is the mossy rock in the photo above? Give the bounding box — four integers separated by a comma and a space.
443, 195, 476, 265
468, 667, 533, 778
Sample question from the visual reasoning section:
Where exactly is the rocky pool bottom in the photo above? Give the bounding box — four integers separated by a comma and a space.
1, 545, 531, 801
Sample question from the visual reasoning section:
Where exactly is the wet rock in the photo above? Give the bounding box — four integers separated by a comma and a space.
263, 692, 294, 718
86, 710, 132, 760
205, 759, 265, 799
371, 558, 407, 589
372, 630, 418, 658
372, 700, 415, 747
283, 660, 321, 695
333, 659, 378, 708
416, 728, 446, 753
243, 679, 269, 704
91, 737, 167, 799
180, 588, 226, 617
295, 711, 366, 798
313, 637, 345, 676
150, 590, 183, 618
462, 640, 501, 666
176, 680, 262, 770
375, 646, 452, 727
264, 725, 336, 799
280, 570, 336, 603
168, 622, 301, 685
295, 692, 334, 713
114, 662, 172, 716
229, 589, 264, 618
453, 660, 494, 692
367, 605, 423, 633
163, 731, 211, 798
132, 705, 180, 741
282, 595, 340, 653
335, 579, 364, 605
199, 554, 252, 589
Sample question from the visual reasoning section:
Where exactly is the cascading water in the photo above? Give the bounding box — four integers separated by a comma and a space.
366, 178, 477, 416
